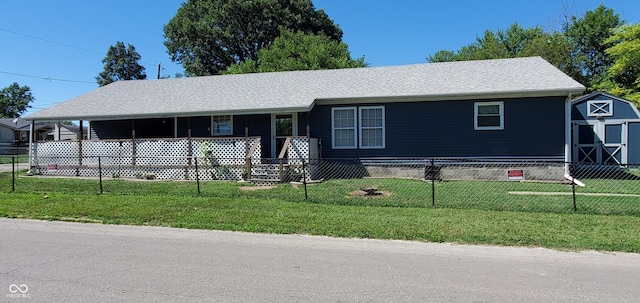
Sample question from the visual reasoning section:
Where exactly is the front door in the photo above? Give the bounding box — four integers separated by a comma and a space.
271, 113, 297, 158
573, 122, 626, 164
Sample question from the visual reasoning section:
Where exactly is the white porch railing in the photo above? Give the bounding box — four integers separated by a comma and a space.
30, 137, 262, 180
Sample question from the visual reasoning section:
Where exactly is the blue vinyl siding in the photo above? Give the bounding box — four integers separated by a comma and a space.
310, 96, 566, 158
628, 123, 640, 164
233, 114, 271, 158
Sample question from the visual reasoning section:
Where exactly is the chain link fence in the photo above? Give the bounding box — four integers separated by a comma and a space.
3, 156, 640, 216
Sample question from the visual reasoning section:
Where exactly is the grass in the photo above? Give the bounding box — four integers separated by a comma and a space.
0, 155, 28, 164
1, 172, 640, 253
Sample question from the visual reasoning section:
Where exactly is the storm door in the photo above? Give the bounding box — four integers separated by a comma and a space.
271, 113, 297, 158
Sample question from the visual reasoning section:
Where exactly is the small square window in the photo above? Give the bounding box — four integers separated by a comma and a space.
212, 115, 232, 135
474, 102, 504, 130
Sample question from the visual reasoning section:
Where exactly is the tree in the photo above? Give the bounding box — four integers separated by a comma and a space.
226, 30, 367, 74
568, 4, 623, 87
428, 22, 545, 62
595, 24, 640, 104
96, 41, 147, 87
163, 0, 343, 76
0, 82, 34, 118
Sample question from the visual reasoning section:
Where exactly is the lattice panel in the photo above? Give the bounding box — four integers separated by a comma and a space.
193, 138, 255, 166
32, 141, 80, 174
82, 141, 133, 166
287, 138, 319, 180
31, 137, 263, 181
288, 137, 310, 165
135, 140, 189, 166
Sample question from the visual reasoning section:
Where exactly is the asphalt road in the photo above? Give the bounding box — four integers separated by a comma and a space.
1, 219, 639, 302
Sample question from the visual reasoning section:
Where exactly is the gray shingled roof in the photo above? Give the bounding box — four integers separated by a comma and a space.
25, 56, 585, 121
0, 118, 30, 130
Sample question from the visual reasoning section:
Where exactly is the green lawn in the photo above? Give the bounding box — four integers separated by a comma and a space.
1, 172, 640, 253
0, 155, 28, 164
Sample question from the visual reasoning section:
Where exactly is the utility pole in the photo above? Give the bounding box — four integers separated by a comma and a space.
157, 63, 161, 79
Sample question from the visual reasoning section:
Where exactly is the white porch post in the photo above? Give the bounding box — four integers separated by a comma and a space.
28, 120, 34, 171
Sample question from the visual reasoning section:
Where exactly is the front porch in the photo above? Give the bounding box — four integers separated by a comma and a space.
29, 136, 319, 183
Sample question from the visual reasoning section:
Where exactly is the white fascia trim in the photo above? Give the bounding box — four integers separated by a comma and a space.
315, 89, 586, 106
24, 106, 313, 122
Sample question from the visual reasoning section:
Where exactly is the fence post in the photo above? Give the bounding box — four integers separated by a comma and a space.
195, 156, 201, 195
12, 156, 15, 192
302, 158, 308, 201
98, 156, 103, 194
430, 159, 435, 206
571, 163, 577, 212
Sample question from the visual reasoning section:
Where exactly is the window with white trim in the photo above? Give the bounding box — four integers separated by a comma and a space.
474, 101, 504, 130
359, 106, 385, 148
587, 100, 613, 117
332, 107, 357, 149
212, 115, 232, 135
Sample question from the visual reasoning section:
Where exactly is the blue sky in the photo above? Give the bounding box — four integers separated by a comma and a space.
1, 0, 639, 117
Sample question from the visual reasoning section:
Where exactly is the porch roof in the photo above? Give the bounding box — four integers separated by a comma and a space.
25, 56, 585, 121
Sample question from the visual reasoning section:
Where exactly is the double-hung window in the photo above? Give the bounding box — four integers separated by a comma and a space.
331, 106, 385, 149
332, 107, 357, 149
359, 106, 385, 148
474, 102, 504, 130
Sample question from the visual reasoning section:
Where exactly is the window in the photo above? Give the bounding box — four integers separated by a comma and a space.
474, 102, 504, 130
212, 115, 232, 135
331, 106, 386, 149
587, 100, 613, 117
332, 107, 357, 149
359, 106, 385, 148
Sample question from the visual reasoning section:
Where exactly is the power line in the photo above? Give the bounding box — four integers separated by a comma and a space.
0, 27, 104, 55
0, 27, 166, 69
0, 70, 95, 84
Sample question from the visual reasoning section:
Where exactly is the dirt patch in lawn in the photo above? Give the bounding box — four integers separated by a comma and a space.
348, 189, 392, 198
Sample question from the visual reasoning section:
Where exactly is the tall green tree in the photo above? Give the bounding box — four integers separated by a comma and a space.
428, 22, 545, 62
163, 0, 343, 76
568, 4, 623, 87
226, 30, 367, 74
96, 41, 147, 87
0, 82, 34, 118
595, 24, 640, 104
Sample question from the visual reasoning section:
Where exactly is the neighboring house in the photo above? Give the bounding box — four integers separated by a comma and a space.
45, 123, 88, 141
24, 57, 585, 164
0, 118, 55, 145
571, 92, 640, 165
0, 118, 56, 154
0, 118, 28, 145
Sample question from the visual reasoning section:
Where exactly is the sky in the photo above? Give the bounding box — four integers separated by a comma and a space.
2, 0, 640, 118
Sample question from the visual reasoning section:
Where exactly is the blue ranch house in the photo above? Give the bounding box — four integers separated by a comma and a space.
24, 57, 585, 180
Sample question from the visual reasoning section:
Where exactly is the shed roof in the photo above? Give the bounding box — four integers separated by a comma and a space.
25, 56, 585, 121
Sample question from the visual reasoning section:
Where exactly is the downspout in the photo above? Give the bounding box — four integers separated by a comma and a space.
564, 92, 573, 176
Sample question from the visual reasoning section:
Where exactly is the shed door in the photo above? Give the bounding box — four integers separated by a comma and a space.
573, 122, 626, 164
